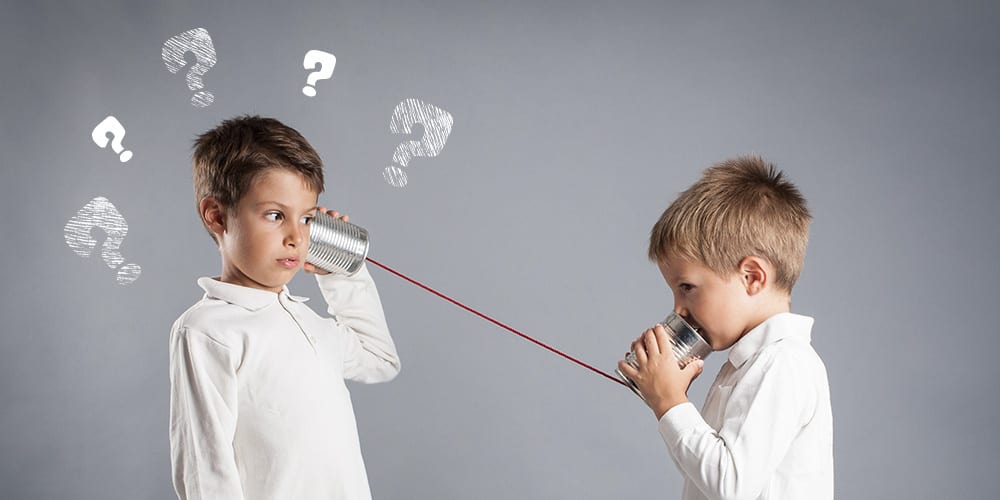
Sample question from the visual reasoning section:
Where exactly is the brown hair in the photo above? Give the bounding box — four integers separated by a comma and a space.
648, 155, 811, 292
192, 115, 324, 241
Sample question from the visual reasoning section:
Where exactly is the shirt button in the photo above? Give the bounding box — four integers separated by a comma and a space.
310, 336, 318, 343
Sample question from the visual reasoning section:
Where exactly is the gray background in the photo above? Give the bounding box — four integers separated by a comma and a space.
2, 0, 998, 498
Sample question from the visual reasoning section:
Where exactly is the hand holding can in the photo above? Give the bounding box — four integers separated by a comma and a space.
306, 209, 369, 276
616, 312, 711, 401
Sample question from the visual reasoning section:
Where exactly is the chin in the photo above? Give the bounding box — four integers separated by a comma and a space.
258, 276, 291, 290
701, 335, 718, 351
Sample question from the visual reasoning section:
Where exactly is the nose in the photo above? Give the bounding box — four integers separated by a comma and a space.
672, 295, 689, 319
285, 221, 306, 248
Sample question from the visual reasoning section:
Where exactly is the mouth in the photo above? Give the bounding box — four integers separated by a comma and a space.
685, 317, 707, 339
680, 315, 700, 330
277, 257, 299, 269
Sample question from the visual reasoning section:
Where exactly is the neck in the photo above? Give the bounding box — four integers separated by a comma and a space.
749, 291, 792, 331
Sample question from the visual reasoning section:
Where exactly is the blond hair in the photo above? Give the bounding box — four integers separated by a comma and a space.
648, 155, 811, 292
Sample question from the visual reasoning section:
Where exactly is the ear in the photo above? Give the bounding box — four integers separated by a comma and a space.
738, 256, 768, 296
199, 197, 228, 239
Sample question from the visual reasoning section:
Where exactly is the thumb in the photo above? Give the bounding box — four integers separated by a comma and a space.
681, 358, 704, 382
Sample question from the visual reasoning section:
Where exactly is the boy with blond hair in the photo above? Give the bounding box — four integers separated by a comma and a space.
618, 156, 833, 499
169, 115, 400, 500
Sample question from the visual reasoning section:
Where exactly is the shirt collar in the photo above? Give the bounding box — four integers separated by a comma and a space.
727, 312, 814, 368
197, 277, 310, 311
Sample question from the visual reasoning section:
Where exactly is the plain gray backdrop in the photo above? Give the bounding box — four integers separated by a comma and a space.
2, 0, 999, 498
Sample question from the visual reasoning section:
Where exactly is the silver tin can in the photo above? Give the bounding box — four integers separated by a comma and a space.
307, 211, 369, 275
616, 312, 711, 401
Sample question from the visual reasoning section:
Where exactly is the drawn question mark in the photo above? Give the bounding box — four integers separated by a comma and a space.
161, 28, 217, 107
91, 116, 133, 162
302, 50, 336, 97
64, 197, 141, 285
383, 98, 454, 188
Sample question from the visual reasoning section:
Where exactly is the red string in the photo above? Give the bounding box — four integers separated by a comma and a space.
365, 256, 626, 387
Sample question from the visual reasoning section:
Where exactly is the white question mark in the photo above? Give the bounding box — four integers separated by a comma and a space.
383, 98, 454, 188
161, 28, 218, 107
91, 116, 133, 162
63, 197, 141, 285
302, 50, 337, 97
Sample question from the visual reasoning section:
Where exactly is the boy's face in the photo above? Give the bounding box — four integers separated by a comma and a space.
217, 169, 319, 293
657, 254, 755, 351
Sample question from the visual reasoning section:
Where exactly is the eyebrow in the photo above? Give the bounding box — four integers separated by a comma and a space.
253, 202, 320, 212
667, 273, 690, 286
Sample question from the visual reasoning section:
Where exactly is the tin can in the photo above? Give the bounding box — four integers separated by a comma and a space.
307, 211, 369, 275
616, 312, 711, 401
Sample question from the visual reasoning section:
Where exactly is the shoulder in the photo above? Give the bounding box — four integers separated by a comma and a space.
746, 337, 830, 417
170, 297, 247, 349
756, 336, 826, 380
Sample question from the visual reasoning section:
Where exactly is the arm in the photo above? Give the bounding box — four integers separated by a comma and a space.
169, 326, 245, 500
658, 353, 815, 500
315, 264, 401, 383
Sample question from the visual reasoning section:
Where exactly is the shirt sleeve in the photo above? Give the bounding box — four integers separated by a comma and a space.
169, 326, 246, 500
316, 264, 401, 383
657, 351, 816, 500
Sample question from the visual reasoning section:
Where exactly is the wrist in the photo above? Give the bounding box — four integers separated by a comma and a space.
653, 397, 688, 420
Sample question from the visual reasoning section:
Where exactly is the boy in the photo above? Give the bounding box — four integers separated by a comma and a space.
618, 156, 833, 499
169, 115, 400, 500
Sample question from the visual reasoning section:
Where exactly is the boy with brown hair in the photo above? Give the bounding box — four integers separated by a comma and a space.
618, 156, 833, 499
169, 115, 400, 500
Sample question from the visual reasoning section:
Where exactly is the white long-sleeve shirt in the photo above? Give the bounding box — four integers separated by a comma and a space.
658, 313, 833, 500
169, 265, 400, 500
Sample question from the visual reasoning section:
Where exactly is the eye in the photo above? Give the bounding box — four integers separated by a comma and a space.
264, 211, 284, 222
300, 214, 315, 225
679, 283, 695, 293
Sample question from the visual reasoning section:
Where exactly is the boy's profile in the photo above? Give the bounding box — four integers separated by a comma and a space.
618, 156, 833, 499
169, 115, 400, 500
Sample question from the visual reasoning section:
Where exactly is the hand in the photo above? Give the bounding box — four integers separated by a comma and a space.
617, 324, 704, 419
302, 207, 349, 276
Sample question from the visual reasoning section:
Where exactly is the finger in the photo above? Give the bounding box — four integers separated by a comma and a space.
653, 325, 682, 364
643, 328, 661, 356
681, 358, 705, 380
303, 262, 329, 275
653, 324, 673, 357
617, 359, 638, 377
633, 336, 650, 364
630, 339, 643, 356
